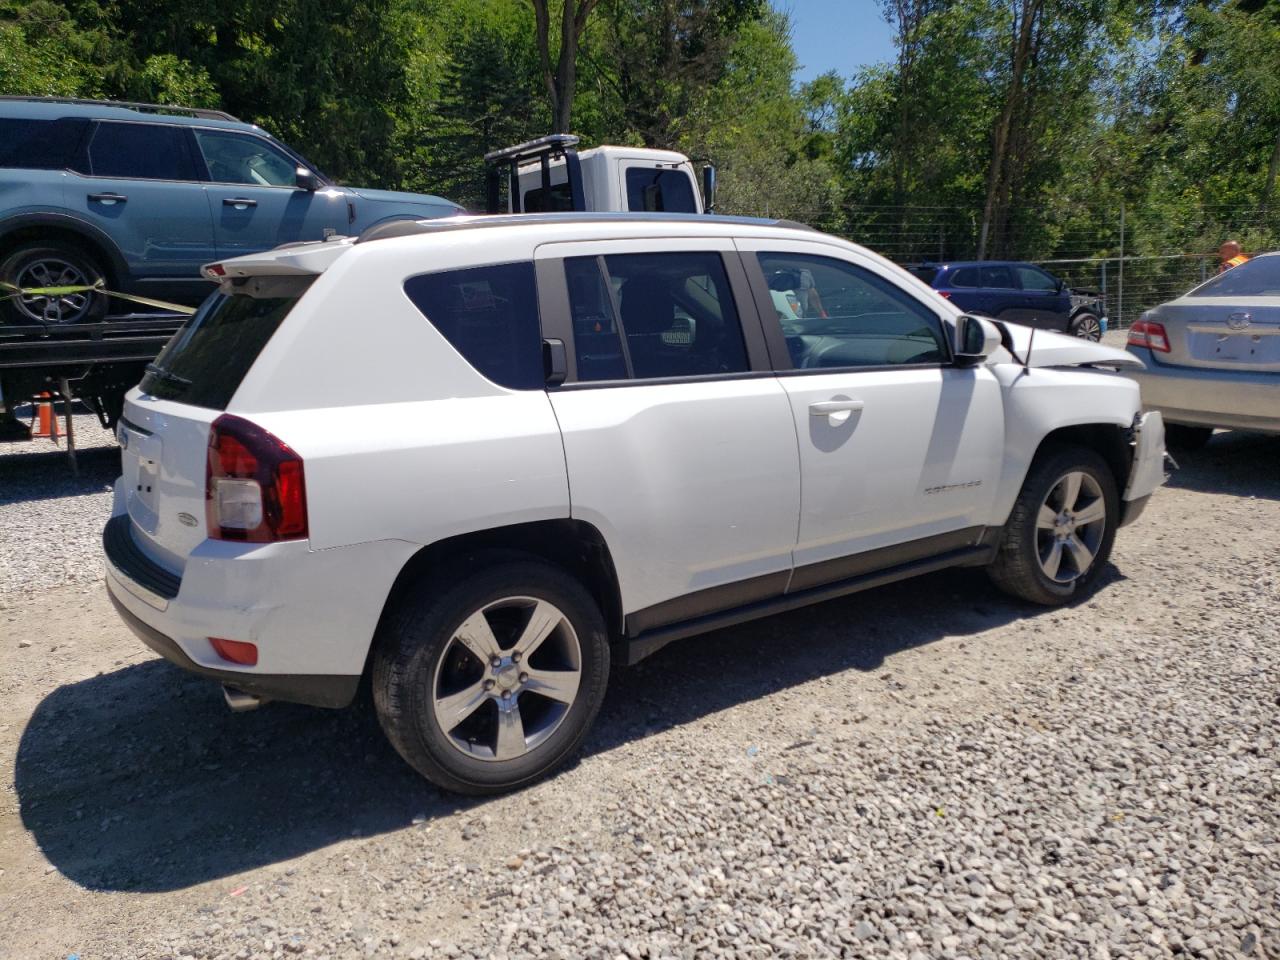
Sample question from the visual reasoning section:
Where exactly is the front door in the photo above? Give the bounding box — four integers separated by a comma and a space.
189, 128, 348, 257
739, 238, 1004, 590
1012, 263, 1073, 331
536, 238, 800, 633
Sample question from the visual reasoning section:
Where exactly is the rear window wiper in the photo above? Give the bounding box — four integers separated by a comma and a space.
144, 363, 192, 387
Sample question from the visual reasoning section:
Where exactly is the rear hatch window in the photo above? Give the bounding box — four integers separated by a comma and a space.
140, 276, 313, 409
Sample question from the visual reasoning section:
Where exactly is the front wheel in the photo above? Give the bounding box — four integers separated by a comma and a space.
372, 560, 610, 794
988, 445, 1119, 605
1069, 312, 1103, 341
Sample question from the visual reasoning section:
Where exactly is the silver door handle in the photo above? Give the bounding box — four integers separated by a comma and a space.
809, 399, 864, 425
223, 197, 258, 208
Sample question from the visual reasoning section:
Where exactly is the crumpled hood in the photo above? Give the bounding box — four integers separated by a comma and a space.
349, 186, 465, 215
995, 322, 1144, 369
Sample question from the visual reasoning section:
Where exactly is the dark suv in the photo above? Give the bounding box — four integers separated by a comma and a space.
909, 261, 1107, 341
0, 96, 462, 330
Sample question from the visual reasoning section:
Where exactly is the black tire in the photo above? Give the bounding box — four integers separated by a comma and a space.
1165, 424, 1213, 452
1069, 312, 1103, 341
372, 559, 610, 795
0, 243, 107, 330
987, 444, 1119, 606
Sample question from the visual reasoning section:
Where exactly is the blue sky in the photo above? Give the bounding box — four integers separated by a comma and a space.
778, 0, 897, 82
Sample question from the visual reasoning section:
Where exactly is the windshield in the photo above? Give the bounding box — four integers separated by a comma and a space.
1188, 255, 1280, 298
140, 277, 313, 409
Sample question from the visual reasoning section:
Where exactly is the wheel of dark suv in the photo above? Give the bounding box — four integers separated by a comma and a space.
987, 445, 1119, 606
0, 244, 107, 329
1165, 424, 1213, 451
372, 559, 610, 794
1069, 312, 1103, 341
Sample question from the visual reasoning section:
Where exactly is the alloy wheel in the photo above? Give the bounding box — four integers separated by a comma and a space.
1073, 315, 1102, 341
13, 256, 94, 324
1035, 471, 1106, 583
431, 596, 582, 762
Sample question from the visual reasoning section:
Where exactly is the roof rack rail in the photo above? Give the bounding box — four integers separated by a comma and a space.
0, 95, 240, 123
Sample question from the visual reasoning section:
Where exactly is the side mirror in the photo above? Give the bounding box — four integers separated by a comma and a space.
701, 164, 717, 213
955, 314, 1001, 366
1056, 278, 1067, 293
295, 167, 320, 192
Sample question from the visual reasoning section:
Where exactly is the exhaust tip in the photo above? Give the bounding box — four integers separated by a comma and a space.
222, 685, 265, 712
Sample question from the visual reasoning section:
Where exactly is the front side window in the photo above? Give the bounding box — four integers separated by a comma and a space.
759, 252, 948, 369
979, 265, 1016, 289
625, 168, 698, 213
194, 129, 298, 186
404, 261, 544, 390
86, 122, 196, 180
564, 251, 749, 381
1015, 265, 1059, 292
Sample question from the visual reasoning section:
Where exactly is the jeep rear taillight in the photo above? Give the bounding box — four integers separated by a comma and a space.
1127, 318, 1170, 353
206, 414, 307, 542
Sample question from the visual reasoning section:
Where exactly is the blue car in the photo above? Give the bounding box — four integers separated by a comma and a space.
909, 260, 1107, 341
0, 96, 463, 329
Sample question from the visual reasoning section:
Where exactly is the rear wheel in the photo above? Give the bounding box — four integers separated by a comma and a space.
0, 244, 107, 330
1165, 424, 1213, 451
372, 559, 610, 794
988, 445, 1118, 605
1069, 312, 1103, 341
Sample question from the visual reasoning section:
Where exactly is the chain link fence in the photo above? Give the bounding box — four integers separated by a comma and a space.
746, 200, 1278, 328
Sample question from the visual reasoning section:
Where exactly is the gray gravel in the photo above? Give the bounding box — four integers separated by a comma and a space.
0, 429, 1277, 960
0, 410, 117, 600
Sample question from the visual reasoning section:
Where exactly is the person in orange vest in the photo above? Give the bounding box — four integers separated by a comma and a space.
1218, 240, 1250, 272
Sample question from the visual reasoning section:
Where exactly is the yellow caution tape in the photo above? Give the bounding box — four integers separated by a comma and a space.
0, 279, 197, 316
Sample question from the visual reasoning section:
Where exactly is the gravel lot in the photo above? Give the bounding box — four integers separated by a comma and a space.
1, 424, 1277, 960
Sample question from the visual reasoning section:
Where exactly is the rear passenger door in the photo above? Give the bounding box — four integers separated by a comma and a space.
69, 120, 215, 294
535, 239, 800, 635
739, 238, 1003, 585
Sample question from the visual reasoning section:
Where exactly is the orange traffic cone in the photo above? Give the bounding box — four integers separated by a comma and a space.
32, 392, 58, 440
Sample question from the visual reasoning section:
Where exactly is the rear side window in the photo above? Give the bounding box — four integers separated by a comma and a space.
979, 265, 1016, 288
563, 252, 749, 381
404, 261, 544, 390
141, 277, 313, 409
625, 168, 698, 213
86, 122, 196, 180
0, 117, 87, 169
948, 267, 978, 288
906, 265, 939, 284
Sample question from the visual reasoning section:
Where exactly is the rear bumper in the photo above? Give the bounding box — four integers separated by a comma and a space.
1125, 347, 1280, 434
103, 510, 419, 706
107, 587, 358, 708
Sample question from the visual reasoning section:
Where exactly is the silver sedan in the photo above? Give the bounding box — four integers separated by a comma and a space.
1125, 252, 1280, 448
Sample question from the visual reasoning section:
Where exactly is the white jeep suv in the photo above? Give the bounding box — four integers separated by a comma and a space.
103, 214, 1166, 794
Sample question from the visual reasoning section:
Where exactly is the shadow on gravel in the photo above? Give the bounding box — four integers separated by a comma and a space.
1164, 431, 1280, 501
0, 445, 119, 504
15, 565, 1109, 893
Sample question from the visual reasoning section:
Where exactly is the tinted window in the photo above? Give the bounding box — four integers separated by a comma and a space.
141, 277, 313, 409
194, 129, 296, 186
907, 265, 939, 283
1190, 255, 1280, 297
625, 168, 698, 213
0, 117, 87, 169
87, 122, 196, 180
759, 252, 948, 368
1015, 265, 1058, 292
404, 261, 543, 390
949, 267, 979, 288
564, 252, 749, 381
523, 182, 574, 212
979, 265, 1016, 288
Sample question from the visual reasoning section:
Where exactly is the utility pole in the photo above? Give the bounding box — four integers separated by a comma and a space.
1117, 202, 1125, 327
